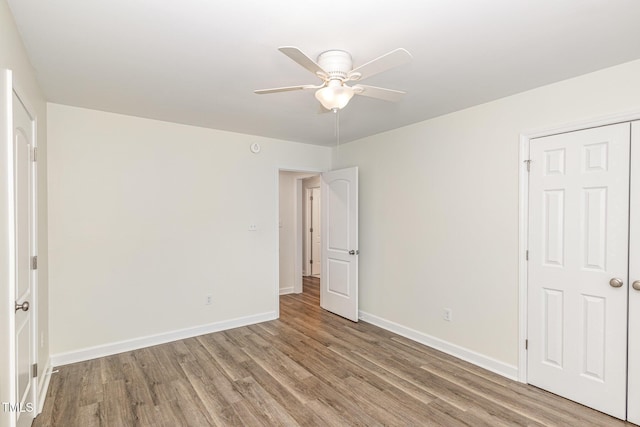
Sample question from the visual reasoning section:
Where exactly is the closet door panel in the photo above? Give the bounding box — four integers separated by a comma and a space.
628, 120, 640, 425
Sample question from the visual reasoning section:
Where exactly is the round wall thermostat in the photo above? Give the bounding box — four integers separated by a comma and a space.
250, 143, 261, 154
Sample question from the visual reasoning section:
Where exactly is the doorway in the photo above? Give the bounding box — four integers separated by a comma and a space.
278, 167, 360, 322
304, 180, 321, 278
278, 171, 321, 298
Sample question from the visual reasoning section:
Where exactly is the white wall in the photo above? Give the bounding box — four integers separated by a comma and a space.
334, 59, 640, 373
0, 0, 49, 423
47, 104, 331, 358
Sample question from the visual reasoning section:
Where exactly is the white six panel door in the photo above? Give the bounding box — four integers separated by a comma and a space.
628, 120, 640, 424
321, 167, 358, 322
527, 123, 630, 419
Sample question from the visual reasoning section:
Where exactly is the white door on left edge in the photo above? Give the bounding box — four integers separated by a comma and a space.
13, 91, 36, 427
527, 123, 630, 419
321, 167, 358, 322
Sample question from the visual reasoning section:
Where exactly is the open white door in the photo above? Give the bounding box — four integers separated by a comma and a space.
527, 123, 629, 419
1, 70, 37, 427
320, 167, 358, 322
13, 89, 37, 427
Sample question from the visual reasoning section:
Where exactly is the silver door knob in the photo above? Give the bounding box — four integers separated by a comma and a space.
633, 280, 640, 291
15, 301, 29, 312
609, 278, 624, 288
348, 250, 359, 255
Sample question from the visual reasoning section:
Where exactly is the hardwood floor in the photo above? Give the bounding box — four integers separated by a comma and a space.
34, 277, 633, 426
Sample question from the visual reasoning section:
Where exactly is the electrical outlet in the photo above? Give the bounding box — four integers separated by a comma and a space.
248, 224, 257, 231
443, 308, 452, 322
206, 295, 212, 305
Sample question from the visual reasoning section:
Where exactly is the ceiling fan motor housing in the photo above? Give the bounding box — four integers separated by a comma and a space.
317, 50, 353, 80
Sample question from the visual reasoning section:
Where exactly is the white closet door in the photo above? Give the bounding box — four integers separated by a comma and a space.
527, 123, 630, 419
628, 120, 640, 425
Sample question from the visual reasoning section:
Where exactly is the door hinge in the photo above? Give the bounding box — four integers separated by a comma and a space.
525, 339, 528, 350
310, 227, 313, 233
32, 255, 38, 270
310, 259, 313, 264
32, 147, 37, 162
32, 363, 38, 378
524, 159, 531, 172
310, 196, 313, 201
525, 250, 529, 261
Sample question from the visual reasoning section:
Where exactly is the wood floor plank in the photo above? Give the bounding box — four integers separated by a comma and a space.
171, 379, 218, 427
77, 359, 103, 407
341, 375, 434, 425
197, 333, 252, 382
135, 402, 178, 427
119, 352, 156, 409
74, 402, 102, 427
179, 360, 244, 426
304, 399, 359, 427
239, 360, 328, 426
33, 277, 634, 426
233, 377, 300, 426
102, 379, 135, 427
229, 400, 271, 427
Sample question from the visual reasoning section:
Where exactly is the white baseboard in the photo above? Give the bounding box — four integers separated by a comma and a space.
358, 311, 519, 381
279, 286, 294, 295
37, 358, 53, 414
51, 311, 277, 367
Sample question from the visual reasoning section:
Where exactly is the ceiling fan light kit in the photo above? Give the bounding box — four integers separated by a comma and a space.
255, 46, 412, 111
315, 80, 355, 110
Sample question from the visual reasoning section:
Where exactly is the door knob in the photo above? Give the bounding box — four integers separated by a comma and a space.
633, 280, 640, 291
348, 250, 359, 255
609, 278, 624, 288
15, 301, 29, 312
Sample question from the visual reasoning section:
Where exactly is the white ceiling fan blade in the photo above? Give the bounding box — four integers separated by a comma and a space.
352, 85, 406, 102
254, 84, 319, 94
278, 46, 328, 78
348, 48, 412, 81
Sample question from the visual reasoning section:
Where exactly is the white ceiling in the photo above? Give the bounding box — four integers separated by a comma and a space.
7, 0, 640, 146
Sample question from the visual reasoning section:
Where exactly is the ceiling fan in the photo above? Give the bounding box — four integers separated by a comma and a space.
255, 47, 412, 111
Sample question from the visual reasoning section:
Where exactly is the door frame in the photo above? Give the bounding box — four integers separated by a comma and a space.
518, 109, 640, 382
304, 187, 312, 276
305, 186, 320, 277
1, 69, 39, 426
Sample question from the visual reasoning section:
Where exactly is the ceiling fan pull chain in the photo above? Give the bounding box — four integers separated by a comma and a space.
332, 108, 340, 150
335, 108, 340, 158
